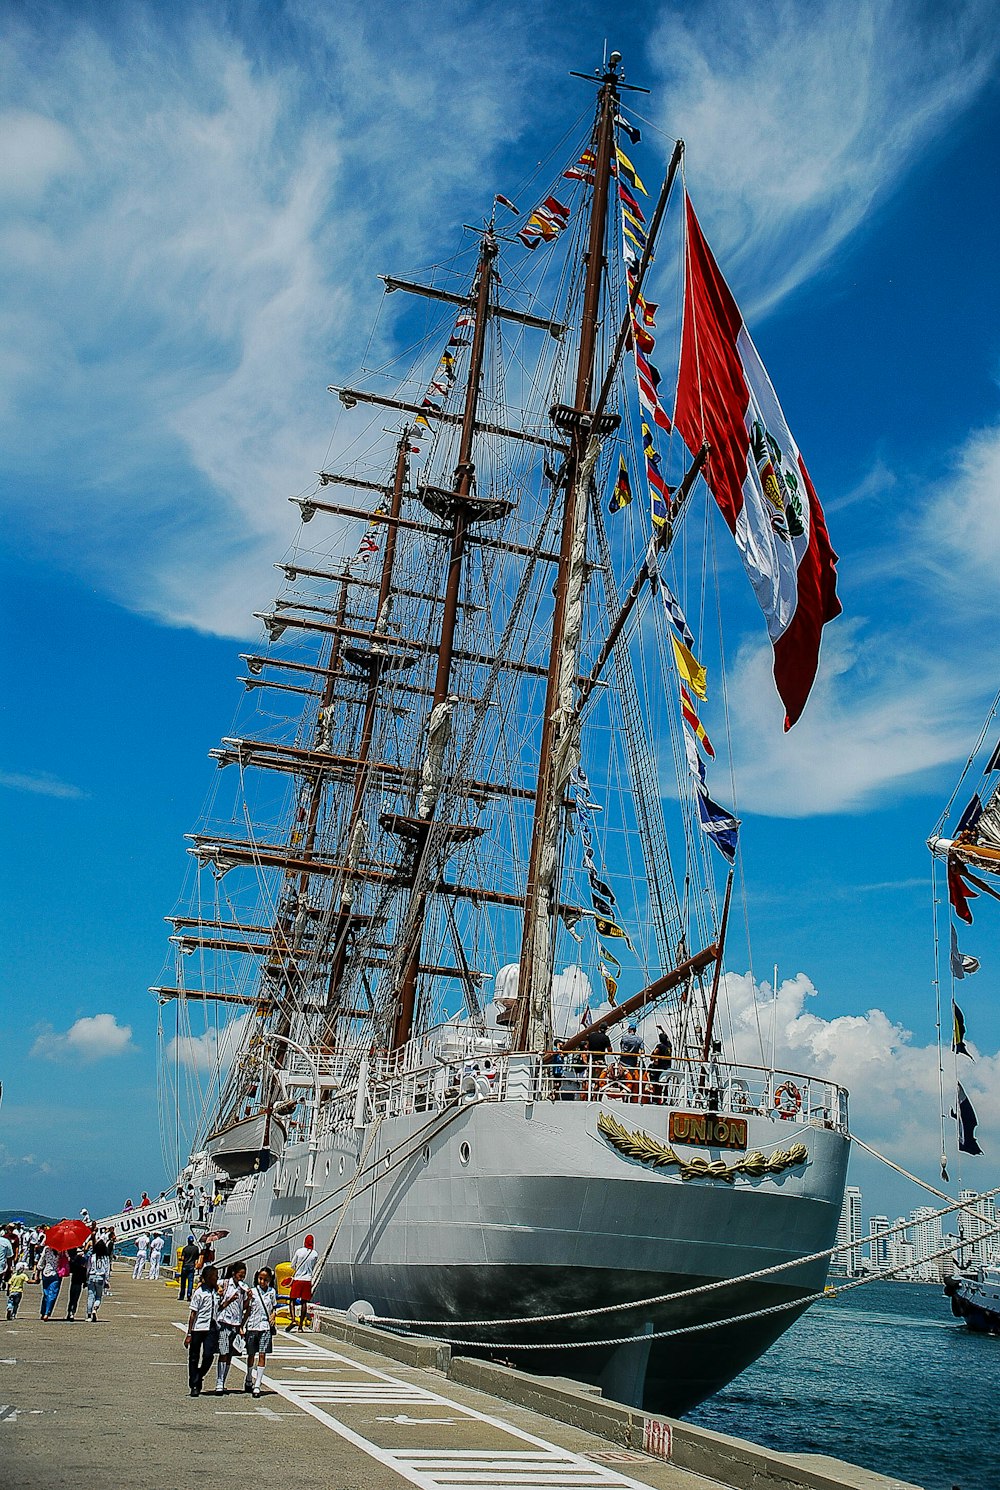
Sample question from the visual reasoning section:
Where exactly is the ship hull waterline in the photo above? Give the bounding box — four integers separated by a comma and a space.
207, 1097, 850, 1415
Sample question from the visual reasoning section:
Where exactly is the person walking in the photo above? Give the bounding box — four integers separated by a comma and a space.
178, 1235, 199, 1302
147, 1233, 165, 1281
86, 1239, 112, 1321
183, 1264, 219, 1396
38, 1245, 66, 1320
243, 1267, 278, 1398
65, 1248, 89, 1321
132, 1234, 149, 1280
6, 1264, 27, 1320
213, 1262, 249, 1394
287, 1235, 319, 1332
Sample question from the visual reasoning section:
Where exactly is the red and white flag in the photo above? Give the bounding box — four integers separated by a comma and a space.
675, 192, 841, 730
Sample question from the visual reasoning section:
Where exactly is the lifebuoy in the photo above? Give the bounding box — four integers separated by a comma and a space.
773, 1081, 802, 1119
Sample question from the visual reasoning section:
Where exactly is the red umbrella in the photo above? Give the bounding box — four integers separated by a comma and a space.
45, 1219, 92, 1250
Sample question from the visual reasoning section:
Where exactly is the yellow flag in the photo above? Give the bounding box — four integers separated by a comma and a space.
671, 634, 708, 701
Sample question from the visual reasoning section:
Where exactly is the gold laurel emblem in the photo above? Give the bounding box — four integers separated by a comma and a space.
597, 1110, 808, 1183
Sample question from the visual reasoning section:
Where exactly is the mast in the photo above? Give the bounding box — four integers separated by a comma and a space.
513, 55, 622, 1052
390, 225, 498, 1050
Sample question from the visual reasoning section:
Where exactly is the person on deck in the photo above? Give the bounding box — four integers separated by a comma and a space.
287, 1235, 319, 1332
178, 1236, 200, 1302
183, 1264, 219, 1396
619, 1022, 644, 1094
648, 1029, 673, 1101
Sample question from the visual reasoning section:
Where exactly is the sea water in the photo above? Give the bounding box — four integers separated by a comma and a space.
685, 1281, 999, 1490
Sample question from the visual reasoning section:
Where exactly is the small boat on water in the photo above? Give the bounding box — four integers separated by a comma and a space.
945, 1264, 1000, 1335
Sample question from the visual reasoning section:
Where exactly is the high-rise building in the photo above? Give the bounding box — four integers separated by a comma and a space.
959, 1190, 997, 1268
836, 1186, 863, 1274
869, 1215, 890, 1270
910, 1205, 944, 1282
886, 1216, 915, 1277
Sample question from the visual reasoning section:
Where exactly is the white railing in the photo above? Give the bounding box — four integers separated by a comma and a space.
310, 1045, 848, 1135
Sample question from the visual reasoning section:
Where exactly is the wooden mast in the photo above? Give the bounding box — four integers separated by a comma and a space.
513, 56, 621, 1052
390, 226, 498, 1050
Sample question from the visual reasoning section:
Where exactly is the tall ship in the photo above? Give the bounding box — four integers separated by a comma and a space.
156, 53, 849, 1414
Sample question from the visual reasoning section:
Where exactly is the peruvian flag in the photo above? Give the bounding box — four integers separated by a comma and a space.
675, 192, 841, 729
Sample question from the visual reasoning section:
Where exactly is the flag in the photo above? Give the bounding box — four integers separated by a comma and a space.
601, 970, 618, 1004
956, 793, 984, 836
518, 196, 571, 249
617, 114, 641, 144
695, 787, 740, 863
594, 916, 633, 950
950, 923, 980, 979
634, 348, 671, 432
495, 193, 519, 214
671, 634, 708, 701
680, 683, 715, 758
564, 148, 597, 184
618, 180, 646, 224
948, 861, 977, 925
675, 192, 841, 730
656, 576, 696, 649
952, 1001, 972, 1058
615, 148, 647, 195
579, 1005, 592, 1028
609, 454, 633, 513
956, 1082, 983, 1155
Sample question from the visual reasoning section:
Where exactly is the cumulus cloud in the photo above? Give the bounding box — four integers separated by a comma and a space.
166, 1013, 249, 1073
716, 968, 999, 1180
0, 1143, 55, 1176
649, 0, 999, 314
31, 1013, 136, 1063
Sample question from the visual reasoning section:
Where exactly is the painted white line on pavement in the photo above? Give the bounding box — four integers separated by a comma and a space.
172, 1326, 660, 1490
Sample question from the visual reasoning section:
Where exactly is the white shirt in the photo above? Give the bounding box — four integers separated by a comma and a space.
0, 1238, 13, 1269
246, 1285, 278, 1331
218, 1278, 248, 1326
291, 1246, 318, 1282
189, 1285, 218, 1331
149, 1237, 164, 1256
135, 1236, 148, 1254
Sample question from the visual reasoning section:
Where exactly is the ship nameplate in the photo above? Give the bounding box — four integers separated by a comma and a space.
668, 1111, 747, 1150
597, 1110, 808, 1183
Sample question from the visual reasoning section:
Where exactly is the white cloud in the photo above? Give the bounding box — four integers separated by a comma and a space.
166, 1013, 249, 1074
31, 1013, 136, 1063
0, 5, 542, 637
917, 418, 1000, 605
0, 109, 79, 202
0, 769, 86, 799
717, 968, 1000, 1183
649, 0, 999, 314
0, 1143, 55, 1176
723, 621, 977, 816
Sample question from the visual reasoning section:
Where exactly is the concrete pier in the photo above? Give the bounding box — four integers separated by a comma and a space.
1, 1274, 921, 1490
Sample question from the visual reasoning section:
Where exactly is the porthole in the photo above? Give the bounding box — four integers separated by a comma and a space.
339, 1156, 345, 1176
384, 1152, 392, 1170
459, 1142, 471, 1166
325, 1160, 330, 1178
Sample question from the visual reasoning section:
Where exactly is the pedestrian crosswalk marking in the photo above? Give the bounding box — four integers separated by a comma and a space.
172, 1326, 657, 1490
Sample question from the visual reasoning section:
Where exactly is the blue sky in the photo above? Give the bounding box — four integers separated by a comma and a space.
2, 0, 999, 1226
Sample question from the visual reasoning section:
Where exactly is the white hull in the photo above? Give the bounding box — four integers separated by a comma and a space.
206, 1090, 849, 1413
